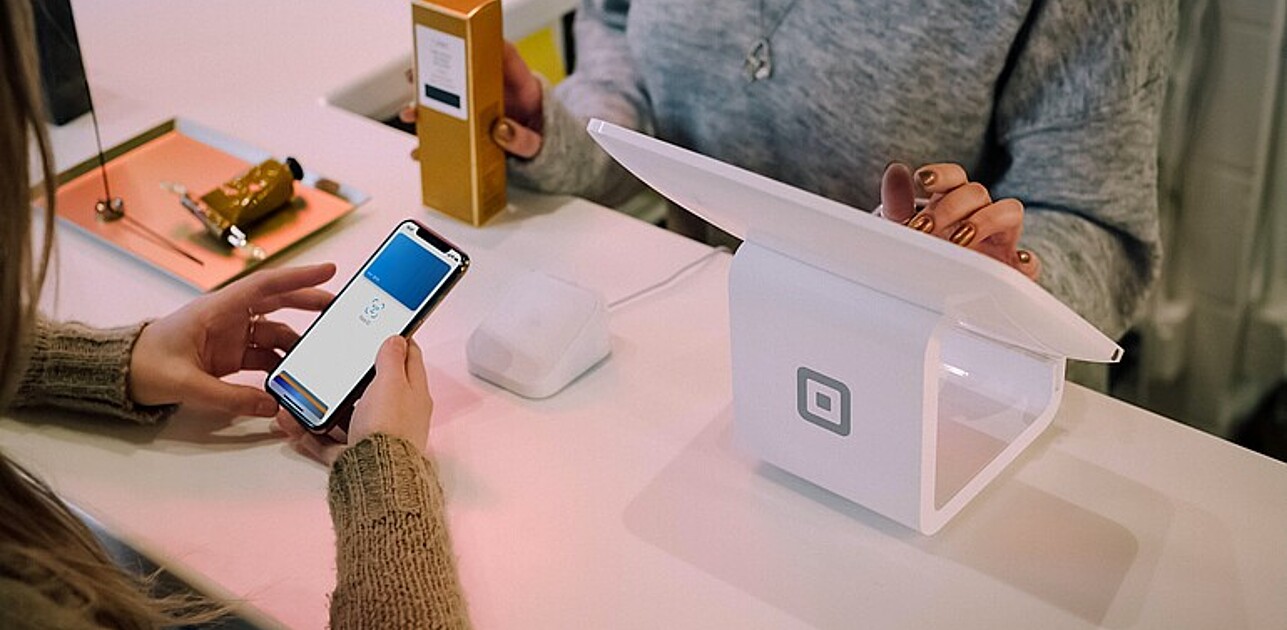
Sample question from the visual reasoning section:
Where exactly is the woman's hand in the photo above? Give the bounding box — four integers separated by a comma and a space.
128, 263, 336, 417
497, 41, 544, 151
347, 336, 433, 447
879, 162, 1041, 280
402, 41, 544, 159
275, 336, 433, 466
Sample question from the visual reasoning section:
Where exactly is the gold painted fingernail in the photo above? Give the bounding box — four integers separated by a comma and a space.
1017, 249, 1032, 264
949, 222, 977, 246
916, 169, 936, 188
908, 213, 934, 233
493, 120, 516, 144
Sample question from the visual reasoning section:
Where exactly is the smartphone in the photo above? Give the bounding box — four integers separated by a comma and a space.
266, 219, 469, 433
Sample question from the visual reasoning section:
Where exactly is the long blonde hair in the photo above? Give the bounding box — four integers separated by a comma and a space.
0, 1, 219, 625
0, 0, 55, 401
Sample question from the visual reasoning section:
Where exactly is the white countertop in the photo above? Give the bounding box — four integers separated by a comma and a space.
4, 1, 1285, 628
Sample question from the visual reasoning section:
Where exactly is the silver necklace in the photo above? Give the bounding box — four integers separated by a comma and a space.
744, 0, 801, 82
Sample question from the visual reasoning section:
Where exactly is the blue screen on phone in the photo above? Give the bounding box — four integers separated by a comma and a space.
267, 228, 459, 427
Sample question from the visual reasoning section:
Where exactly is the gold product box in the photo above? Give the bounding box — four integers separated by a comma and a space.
412, 0, 506, 226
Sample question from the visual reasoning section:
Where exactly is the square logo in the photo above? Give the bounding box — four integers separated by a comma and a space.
797, 367, 851, 436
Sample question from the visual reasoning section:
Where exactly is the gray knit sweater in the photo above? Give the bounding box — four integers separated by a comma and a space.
511, 0, 1177, 340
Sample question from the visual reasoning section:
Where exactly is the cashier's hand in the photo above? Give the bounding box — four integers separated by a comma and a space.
128, 264, 337, 417
401, 41, 544, 159
879, 163, 1041, 281
274, 336, 433, 466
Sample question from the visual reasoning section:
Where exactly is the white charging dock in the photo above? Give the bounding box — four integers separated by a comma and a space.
589, 119, 1121, 535
467, 271, 611, 399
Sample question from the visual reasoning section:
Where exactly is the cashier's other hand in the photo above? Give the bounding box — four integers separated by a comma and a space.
275, 336, 433, 466
879, 162, 1041, 281
401, 41, 543, 159
128, 263, 337, 417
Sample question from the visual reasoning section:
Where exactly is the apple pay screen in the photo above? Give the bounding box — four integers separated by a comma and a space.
269, 231, 458, 426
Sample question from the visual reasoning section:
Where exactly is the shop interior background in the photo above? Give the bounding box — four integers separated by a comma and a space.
33, 0, 1287, 463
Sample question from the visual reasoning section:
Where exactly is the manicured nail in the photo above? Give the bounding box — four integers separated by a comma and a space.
949, 222, 977, 246
1016, 249, 1032, 264
908, 213, 935, 233
916, 169, 936, 188
493, 119, 516, 145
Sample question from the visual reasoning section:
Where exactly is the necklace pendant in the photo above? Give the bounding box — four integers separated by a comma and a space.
744, 38, 773, 82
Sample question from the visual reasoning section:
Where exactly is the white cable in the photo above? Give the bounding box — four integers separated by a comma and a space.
607, 246, 731, 311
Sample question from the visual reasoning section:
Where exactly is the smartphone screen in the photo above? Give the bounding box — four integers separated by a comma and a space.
266, 220, 467, 431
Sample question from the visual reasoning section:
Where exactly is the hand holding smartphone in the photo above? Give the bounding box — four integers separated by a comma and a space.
266, 220, 469, 433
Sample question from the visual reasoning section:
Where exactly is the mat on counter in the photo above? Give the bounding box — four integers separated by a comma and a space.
51, 118, 368, 291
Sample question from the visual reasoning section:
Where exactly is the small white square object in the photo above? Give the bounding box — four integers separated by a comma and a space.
466, 271, 611, 399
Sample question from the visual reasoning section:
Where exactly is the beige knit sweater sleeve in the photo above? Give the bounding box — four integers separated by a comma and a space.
328, 434, 471, 629
11, 318, 173, 424
6, 320, 470, 626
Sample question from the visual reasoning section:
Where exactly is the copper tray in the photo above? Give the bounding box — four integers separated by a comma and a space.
52, 118, 368, 291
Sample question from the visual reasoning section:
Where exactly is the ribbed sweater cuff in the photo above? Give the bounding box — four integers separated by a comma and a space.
13, 319, 174, 424
328, 434, 470, 629
329, 434, 442, 530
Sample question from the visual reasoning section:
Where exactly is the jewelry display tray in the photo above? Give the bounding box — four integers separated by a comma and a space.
51, 118, 369, 292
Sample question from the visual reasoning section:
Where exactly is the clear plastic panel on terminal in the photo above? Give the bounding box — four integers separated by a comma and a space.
934, 326, 1054, 509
